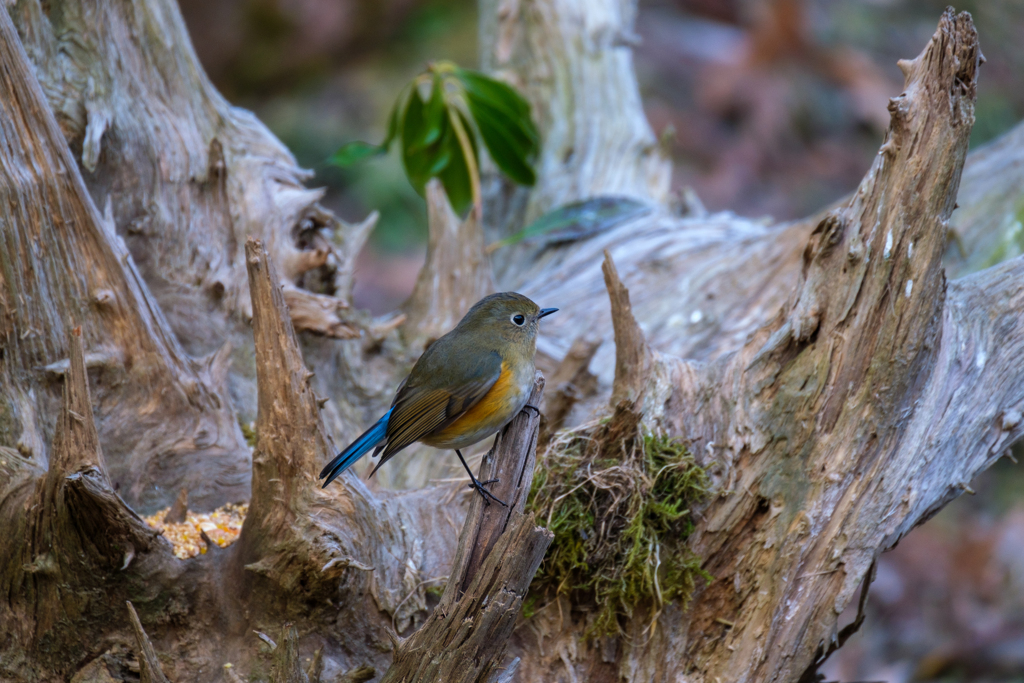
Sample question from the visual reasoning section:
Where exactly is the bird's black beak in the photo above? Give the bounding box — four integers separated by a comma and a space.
538, 308, 558, 319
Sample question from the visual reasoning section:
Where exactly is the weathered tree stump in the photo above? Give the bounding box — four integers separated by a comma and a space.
0, 0, 1022, 681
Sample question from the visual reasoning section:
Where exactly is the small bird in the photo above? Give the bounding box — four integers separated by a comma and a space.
319, 292, 557, 505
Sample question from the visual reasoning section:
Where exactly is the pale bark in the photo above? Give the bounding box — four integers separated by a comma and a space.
8, 0, 375, 444
0, 5, 249, 511
1, 0, 1023, 682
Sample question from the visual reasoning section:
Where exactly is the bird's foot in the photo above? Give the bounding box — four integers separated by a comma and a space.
522, 403, 541, 417
468, 477, 507, 507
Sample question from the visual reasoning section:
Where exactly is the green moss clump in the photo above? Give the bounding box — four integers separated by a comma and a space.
526, 410, 710, 635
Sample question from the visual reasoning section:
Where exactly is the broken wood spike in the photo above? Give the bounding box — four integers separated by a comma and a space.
602, 250, 654, 409
457, 375, 546, 590
48, 326, 105, 482
305, 647, 324, 682
244, 237, 332, 504
334, 210, 380, 303
126, 602, 171, 683
238, 237, 381, 599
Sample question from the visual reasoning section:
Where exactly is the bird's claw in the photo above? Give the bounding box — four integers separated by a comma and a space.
468, 478, 507, 507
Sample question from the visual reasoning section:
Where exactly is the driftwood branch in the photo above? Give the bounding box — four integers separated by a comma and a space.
383, 378, 553, 683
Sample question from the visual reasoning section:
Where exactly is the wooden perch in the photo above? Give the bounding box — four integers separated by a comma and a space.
127, 602, 172, 683
382, 377, 553, 683
403, 180, 496, 343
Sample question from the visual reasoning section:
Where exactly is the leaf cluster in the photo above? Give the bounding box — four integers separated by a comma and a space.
329, 63, 539, 215
525, 409, 710, 636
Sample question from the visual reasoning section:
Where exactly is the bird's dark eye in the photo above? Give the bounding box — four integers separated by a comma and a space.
511, 313, 526, 326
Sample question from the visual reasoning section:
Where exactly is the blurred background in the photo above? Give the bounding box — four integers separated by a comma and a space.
178, 1, 1024, 680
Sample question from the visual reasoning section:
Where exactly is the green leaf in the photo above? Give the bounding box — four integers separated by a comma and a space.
455, 68, 531, 120
468, 95, 537, 156
402, 91, 452, 194
456, 69, 538, 148
492, 196, 652, 249
455, 69, 539, 186
438, 108, 478, 215
468, 97, 537, 185
327, 141, 385, 167
382, 97, 401, 149
408, 75, 447, 151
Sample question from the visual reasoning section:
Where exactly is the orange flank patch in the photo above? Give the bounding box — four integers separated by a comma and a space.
432, 362, 516, 443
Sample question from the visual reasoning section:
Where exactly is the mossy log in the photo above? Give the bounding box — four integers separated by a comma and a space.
1, 0, 1023, 682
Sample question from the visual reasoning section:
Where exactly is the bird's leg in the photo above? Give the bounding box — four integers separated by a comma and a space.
454, 449, 507, 507
521, 404, 541, 417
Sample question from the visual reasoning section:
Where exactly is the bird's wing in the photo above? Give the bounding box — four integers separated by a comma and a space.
371, 349, 502, 474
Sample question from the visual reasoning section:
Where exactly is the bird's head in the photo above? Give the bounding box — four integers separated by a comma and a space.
456, 292, 557, 347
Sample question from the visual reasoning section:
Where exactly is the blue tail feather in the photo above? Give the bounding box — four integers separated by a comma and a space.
319, 408, 393, 487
